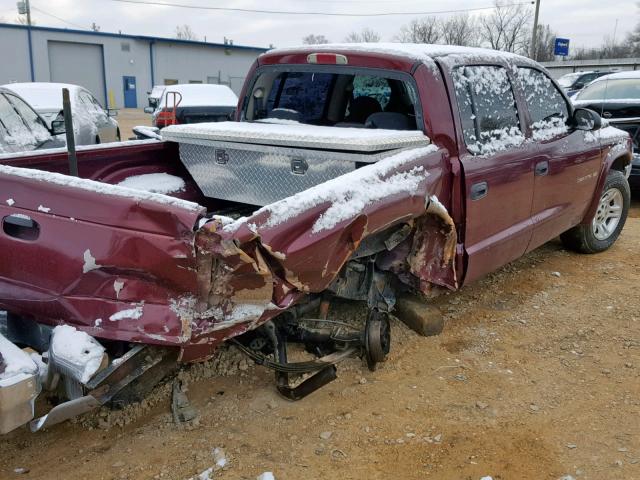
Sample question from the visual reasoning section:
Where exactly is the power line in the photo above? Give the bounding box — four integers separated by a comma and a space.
109, 0, 534, 17
30, 4, 89, 30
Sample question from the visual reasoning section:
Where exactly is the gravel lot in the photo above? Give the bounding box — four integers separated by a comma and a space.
116, 108, 153, 140
1, 196, 638, 480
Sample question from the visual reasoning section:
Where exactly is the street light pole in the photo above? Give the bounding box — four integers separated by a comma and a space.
530, 0, 541, 60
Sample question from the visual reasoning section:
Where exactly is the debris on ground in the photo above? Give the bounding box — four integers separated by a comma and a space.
172, 380, 198, 424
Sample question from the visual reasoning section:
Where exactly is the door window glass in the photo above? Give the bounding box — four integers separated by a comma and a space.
452, 66, 524, 155
516, 68, 569, 140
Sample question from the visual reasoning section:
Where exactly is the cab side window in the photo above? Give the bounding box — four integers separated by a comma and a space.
516, 68, 569, 138
452, 65, 524, 156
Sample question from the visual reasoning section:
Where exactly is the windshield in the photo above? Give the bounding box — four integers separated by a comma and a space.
575, 78, 640, 102
243, 67, 421, 130
557, 73, 582, 88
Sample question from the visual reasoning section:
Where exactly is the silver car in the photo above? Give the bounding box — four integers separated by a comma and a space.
2, 82, 120, 145
0, 86, 65, 154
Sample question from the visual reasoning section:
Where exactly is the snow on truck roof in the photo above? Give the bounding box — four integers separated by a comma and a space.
264, 42, 535, 65
2, 82, 83, 110
159, 84, 238, 108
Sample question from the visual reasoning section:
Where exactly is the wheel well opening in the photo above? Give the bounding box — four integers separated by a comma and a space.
611, 155, 630, 172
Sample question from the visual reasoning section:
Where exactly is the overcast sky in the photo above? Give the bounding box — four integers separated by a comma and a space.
0, 0, 637, 50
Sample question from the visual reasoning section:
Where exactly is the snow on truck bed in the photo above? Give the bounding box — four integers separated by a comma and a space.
162, 121, 430, 152
0, 163, 201, 213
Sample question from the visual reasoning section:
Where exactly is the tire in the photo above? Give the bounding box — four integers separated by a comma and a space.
561, 170, 630, 253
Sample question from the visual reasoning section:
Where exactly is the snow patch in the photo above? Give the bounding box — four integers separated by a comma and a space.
94, 319, 102, 327
113, 280, 124, 299
49, 325, 105, 384
0, 333, 38, 384
256, 473, 275, 480
109, 305, 144, 322
5, 198, 14, 206
82, 249, 101, 274
117, 173, 186, 195
37, 205, 51, 213
219, 146, 436, 234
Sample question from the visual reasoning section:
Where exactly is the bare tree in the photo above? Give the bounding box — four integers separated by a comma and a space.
302, 34, 330, 45
441, 14, 479, 46
90, 22, 101, 32
532, 24, 557, 62
175, 24, 198, 41
478, 0, 531, 54
395, 16, 441, 43
344, 28, 381, 43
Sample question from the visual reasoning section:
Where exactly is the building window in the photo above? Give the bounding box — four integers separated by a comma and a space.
207, 76, 219, 84
121, 42, 130, 52
164, 79, 178, 85
189, 80, 203, 84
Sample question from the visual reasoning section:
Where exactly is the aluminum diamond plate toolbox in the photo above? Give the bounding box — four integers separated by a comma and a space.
177, 139, 408, 206
162, 121, 430, 152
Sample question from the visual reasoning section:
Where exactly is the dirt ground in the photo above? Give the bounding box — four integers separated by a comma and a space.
116, 109, 152, 140
1, 197, 639, 480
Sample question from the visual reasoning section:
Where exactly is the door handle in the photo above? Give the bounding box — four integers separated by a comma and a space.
470, 181, 488, 201
535, 161, 549, 176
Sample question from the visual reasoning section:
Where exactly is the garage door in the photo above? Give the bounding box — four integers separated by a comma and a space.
48, 41, 106, 105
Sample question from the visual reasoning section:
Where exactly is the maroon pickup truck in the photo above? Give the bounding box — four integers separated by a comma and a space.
0, 44, 632, 433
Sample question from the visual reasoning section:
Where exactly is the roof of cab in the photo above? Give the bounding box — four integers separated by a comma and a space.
262, 42, 535, 66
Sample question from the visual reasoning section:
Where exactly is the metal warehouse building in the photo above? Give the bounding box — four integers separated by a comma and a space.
0, 23, 267, 109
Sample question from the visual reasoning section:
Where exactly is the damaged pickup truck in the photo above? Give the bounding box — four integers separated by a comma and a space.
0, 44, 633, 433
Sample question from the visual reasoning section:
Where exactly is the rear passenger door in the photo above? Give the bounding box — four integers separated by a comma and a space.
515, 67, 603, 252
450, 65, 538, 284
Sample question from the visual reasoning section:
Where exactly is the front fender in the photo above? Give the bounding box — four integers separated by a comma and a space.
581, 128, 632, 225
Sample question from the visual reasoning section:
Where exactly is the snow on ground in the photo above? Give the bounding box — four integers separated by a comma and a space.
163, 121, 429, 152
49, 325, 105, 384
0, 333, 38, 385
118, 173, 186, 195
0, 163, 202, 213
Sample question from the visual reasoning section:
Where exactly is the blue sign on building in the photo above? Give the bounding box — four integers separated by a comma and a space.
554, 38, 570, 56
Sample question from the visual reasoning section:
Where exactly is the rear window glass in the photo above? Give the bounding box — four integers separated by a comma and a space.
246, 68, 420, 130
265, 72, 333, 123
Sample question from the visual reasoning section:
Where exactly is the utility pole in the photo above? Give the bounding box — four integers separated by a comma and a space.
25, 0, 31, 26
18, 0, 34, 81
530, 0, 541, 60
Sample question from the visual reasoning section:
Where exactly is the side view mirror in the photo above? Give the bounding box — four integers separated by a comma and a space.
573, 108, 602, 131
51, 119, 66, 135
108, 109, 118, 117
144, 107, 155, 114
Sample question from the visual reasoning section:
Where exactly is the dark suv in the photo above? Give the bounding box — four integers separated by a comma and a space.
558, 70, 613, 97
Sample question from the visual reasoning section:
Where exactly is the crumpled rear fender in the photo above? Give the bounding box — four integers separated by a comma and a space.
181, 146, 457, 360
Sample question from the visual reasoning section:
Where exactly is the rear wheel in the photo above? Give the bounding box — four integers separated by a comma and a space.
561, 170, 630, 253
